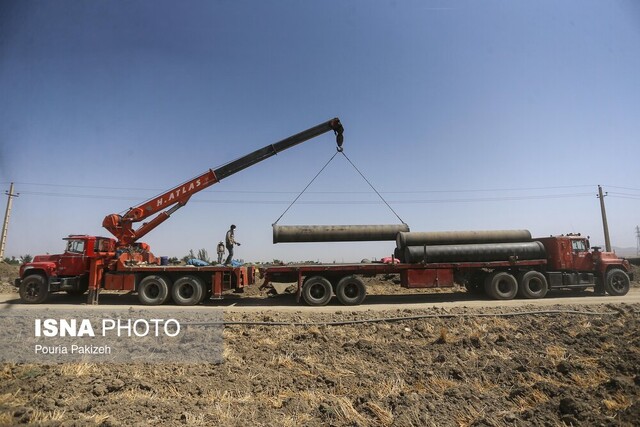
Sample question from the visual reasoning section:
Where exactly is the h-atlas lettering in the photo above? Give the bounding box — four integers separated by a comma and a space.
155, 179, 202, 207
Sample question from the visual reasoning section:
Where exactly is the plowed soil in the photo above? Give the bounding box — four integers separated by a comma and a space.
1, 263, 639, 426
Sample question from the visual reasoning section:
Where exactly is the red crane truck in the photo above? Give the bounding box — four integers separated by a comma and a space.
15, 118, 345, 305
261, 233, 633, 306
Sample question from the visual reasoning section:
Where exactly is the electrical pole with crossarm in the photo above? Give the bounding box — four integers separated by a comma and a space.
0, 182, 19, 260
597, 185, 611, 252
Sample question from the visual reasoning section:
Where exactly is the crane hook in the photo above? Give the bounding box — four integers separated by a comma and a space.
330, 118, 344, 152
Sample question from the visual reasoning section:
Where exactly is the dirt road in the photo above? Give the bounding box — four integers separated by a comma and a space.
1, 288, 638, 313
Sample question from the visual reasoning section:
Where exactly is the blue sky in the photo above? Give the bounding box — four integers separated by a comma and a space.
1, 0, 639, 262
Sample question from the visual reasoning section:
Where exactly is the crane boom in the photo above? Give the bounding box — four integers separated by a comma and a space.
102, 118, 344, 246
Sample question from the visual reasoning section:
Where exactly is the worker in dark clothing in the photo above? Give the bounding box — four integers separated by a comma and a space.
216, 241, 225, 264
224, 224, 241, 265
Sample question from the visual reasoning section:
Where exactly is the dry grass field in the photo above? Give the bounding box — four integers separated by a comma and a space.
1, 263, 639, 426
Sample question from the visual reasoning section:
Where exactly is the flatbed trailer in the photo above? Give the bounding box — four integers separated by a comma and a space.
261, 258, 550, 306
261, 233, 633, 306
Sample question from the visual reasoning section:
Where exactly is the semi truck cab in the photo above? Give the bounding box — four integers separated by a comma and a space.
536, 234, 632, 293
15, 235, 117, 303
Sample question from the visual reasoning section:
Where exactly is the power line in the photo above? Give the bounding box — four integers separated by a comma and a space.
606, 185, 640, 192
18, 191, 139, 200
4, 181, 598, 195
608, 192, 640, 199
9, 181, 637, 205
1, 182, 156, 192
16, 190, 594, 204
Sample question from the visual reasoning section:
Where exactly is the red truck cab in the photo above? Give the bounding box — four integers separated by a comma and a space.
15, 235, 116, 303
536, 234, 632, 294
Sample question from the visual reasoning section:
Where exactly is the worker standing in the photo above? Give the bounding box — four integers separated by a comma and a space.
216, 241, 225, 264
224, 224, 241, 265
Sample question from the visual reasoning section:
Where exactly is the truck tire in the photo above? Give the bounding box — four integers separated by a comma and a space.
484, 271, 518, 300
335, 276, 366, 305
138, 275, 171, 305
172, 275, 205, 306
604, 269, 630, 296
19, 274, 49, 304
517, 271, 548, 299
302, 276, 332, 306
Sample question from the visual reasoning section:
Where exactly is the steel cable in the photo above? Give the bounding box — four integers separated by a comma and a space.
272, 151, 340, 225
339, 151, 407, 225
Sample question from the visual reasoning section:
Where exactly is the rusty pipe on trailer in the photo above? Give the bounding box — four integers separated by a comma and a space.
396, 230, 532, 248
403, 241, 546, 264
273, 224, 410, 243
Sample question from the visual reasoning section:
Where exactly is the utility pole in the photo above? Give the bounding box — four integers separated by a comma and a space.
636, 226, 640, 256
0, 182, 19, 261
597, 185, 611, 252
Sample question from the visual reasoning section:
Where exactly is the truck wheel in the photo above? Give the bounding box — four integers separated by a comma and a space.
517, 271, 548, 299
484, 271, 518, 300
302, 276, 332, 306
138, 275, 171, 305
172, 276, 205, 306
604, 269, 630, 296
335, 276, 366, 305
19, 274, 49, 304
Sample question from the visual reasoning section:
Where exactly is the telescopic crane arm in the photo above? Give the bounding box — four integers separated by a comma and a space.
102, 118, 344, 246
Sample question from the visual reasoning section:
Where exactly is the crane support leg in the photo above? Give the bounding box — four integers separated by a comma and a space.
87, 258, 104, 305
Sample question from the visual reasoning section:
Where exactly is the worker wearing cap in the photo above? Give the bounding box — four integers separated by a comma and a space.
224, 224, 241, 265
216, 241, 225, 264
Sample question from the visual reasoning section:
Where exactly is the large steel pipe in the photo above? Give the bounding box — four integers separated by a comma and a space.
273, 224, 410, 243
396, 230, 532, 248
404, 241, 545, 264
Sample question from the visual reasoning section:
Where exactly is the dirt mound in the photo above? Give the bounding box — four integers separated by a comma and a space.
1, 303, 638, 426
0, 263, 18, 294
